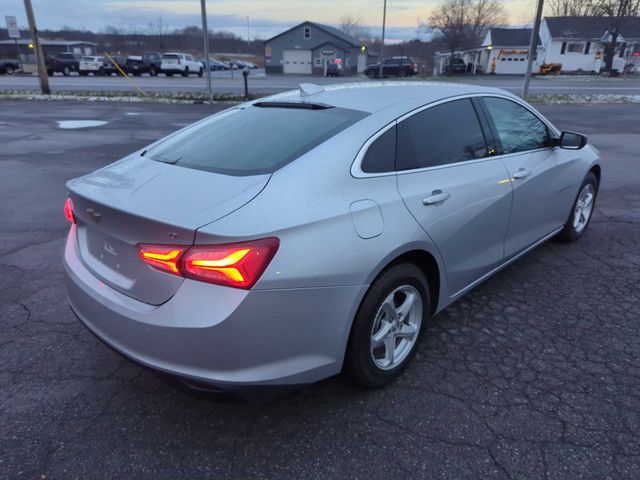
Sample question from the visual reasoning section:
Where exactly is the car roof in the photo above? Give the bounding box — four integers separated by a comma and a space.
259, 82, 514, 114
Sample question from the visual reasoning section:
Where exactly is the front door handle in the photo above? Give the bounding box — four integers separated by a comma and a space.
422, 190, 451, 206
512, 168, 531, 180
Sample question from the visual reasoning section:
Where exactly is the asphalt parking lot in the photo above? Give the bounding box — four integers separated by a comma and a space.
0, 100, 639, 479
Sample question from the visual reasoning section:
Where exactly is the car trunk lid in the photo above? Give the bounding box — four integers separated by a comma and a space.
67, 155, 270, 305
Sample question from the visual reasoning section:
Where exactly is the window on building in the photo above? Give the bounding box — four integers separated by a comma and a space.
566, 42, 584, 54
314, 57, 321, 66
303, 27, 311, 39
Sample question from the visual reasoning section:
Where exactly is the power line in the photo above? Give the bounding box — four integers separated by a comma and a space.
354, 0, 379, 26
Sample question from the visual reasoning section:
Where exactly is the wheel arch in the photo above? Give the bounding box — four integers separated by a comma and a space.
364, 246, 443, 316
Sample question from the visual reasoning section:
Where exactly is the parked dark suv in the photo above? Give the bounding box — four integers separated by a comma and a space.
126, 52, 162, 76
46, 52, 82, 76
444, 58, 467, 74
365, 56, 418, 78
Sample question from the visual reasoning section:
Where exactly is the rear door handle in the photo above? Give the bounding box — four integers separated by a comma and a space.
512, 168, 531, 180
422, 190, 451, 206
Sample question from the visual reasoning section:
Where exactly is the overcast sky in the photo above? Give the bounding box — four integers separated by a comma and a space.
2, 0, 538, 42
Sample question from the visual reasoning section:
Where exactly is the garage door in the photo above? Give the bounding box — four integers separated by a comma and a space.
283, 49, 312, 74
496, 54, 528, 74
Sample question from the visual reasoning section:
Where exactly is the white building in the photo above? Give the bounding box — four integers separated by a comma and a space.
433, 16, 640, 76
434, 28, 542, 76
540, 16, 640, 73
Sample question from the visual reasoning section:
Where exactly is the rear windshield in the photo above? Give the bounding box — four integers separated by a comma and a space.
162, 54, 179, 60
146, 105, 368, 176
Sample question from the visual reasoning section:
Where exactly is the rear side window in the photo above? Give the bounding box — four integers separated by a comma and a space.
483, 97, 549, 154
397, 99, 488, 170
146, 105, 368, 176
362, 126, 396, 173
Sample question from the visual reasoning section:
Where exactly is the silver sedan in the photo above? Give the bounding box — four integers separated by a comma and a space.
63, 82, 601, 390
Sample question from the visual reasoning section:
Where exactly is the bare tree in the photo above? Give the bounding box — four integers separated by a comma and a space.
593, 0, 640, 72
429, 0, 505, 55
546, 0, 599, 16
338, 15, 371, 41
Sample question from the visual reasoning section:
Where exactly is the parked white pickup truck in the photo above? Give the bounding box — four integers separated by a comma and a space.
160, 53, 203, 77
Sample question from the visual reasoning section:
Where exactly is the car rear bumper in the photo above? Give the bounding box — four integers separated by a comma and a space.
64, 227, 366, 388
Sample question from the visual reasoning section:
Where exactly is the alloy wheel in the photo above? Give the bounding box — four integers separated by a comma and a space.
573, 183, 595, 233
370, 285, 423, 370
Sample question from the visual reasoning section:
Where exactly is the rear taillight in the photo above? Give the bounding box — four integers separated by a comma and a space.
138, 238, 279, 289
138, 245, 186, 276
64, 197, 75, 224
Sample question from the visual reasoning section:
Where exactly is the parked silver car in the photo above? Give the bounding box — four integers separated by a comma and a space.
63, 82, 601, 390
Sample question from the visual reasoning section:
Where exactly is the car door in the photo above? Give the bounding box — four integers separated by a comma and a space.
396, 98, 513, 297
480, 96, 580, 258
383, 59, 398, 76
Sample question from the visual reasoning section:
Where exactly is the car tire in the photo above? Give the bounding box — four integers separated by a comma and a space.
63, 66, 71, 76
149, 67, 157, 76
6, 66, 14, 75
345, 263, 430, 388
98, 67, 105, 76
182, 67, 190, 77
397, 70, 407, 78
198, 67, 203, 77
366, 70, 376, 79
47, 70, 53, 76
166, 72, 173, 77
79, 72, 87, 76
556, 172, 599, 242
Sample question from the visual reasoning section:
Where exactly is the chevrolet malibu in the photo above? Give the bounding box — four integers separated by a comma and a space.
64, 82, 600, 390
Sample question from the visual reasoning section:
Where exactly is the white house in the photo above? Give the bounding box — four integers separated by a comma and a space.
481, 28, 542, 74
433, 16, 640, 76
433, 28, 542, 75
539, 16, 640, 73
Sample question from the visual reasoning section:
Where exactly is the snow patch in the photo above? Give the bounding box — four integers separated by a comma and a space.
57, 120, 108, 129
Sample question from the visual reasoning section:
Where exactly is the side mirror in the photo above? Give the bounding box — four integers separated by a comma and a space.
558, 131, 587, 150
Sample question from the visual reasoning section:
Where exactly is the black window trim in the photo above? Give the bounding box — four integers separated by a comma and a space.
351, 93, 560, 179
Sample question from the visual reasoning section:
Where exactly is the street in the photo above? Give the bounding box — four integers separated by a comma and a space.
1, 71, 640, 95
0, 101, 639, 479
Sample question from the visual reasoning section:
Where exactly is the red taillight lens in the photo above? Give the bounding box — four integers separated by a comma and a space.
64, 197, 75, 224
137, 238, 279, 289
138, 245, 186, 276
182, 238, 279, 289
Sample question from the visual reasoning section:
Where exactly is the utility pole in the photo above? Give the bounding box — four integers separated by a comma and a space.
522, 0, 544, 98
246, 16, 251, 51
378, 0, 387, 78
23, 0, 49, 94
200, 0, 213, 103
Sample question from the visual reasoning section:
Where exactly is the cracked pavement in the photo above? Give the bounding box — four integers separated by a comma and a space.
0, 101, 638, 479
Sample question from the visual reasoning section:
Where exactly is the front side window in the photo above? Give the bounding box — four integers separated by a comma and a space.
482, 97, 549, 155
146, 105, 368, 176
397, 99, 488, 170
